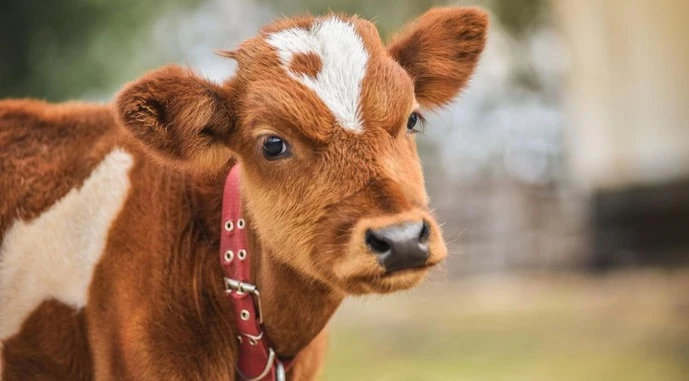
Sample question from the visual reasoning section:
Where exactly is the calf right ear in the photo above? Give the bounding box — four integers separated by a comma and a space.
115, 65, 234, 171
388, 8, 488, 109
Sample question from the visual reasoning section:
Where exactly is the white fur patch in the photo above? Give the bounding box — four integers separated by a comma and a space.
0, 149, 133, 340
266, 17, 369, 132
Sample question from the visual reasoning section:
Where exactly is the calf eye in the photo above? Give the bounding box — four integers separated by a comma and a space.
262, 136, 289, 160
407, 111, 424, 134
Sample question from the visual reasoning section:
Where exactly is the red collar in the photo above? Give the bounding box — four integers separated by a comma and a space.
219, 165, 291, 381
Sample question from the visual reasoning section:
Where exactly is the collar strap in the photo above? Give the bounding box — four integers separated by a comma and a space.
220, 164, 288, 381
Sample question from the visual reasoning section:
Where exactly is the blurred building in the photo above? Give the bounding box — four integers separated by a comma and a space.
554, 0, 689, 268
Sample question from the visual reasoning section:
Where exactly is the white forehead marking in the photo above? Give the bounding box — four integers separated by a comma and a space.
266, 17, 369, 132
0, 149, 133, 340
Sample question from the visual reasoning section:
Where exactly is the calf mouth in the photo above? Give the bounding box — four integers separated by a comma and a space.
337, 250, 445, 295
325, 209, 447, 295
348, 262, 440, 294
383, 261, 435, 277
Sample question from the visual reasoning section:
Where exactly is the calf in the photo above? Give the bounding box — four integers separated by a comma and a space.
0, 8, 487, 380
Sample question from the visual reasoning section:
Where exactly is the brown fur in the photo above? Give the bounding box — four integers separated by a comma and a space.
116, 66, 235, 173
0, 100, 121, 247
288, 52, 323, 79
0, 8, 487, 380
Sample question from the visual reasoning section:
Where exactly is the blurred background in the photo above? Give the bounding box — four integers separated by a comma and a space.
2, 0, 688, 379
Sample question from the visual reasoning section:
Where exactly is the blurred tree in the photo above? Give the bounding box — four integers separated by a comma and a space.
490, 0, 547, 36
260, 0, 442, 38
0, 0, 200, 101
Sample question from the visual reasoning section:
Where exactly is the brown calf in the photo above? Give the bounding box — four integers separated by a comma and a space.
0, 8, 487, 380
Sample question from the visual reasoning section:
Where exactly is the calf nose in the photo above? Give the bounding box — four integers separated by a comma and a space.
365, 221, 430, 272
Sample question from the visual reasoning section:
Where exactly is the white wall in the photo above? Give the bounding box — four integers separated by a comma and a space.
554, 0, 689, 191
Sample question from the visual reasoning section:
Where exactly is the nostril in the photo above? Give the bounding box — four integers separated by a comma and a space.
365, 229, 391, 254
419, 220, 430, 243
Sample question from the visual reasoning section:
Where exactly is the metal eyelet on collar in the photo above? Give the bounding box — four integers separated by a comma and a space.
237, 218, 246, 229
224, 220, 234, 232
238, 249, 247, 260
240, 310, 250, 320
249, 338, 257, 346
224, 250, 234, 263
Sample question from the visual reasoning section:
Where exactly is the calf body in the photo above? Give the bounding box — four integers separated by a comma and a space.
0, 8, 487, 380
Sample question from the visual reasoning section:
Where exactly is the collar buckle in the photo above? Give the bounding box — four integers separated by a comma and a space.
224, 278, 257, 295
224, 277, 264, 324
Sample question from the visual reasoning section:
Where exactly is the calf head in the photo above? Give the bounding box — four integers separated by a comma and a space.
117, 8, 488, 295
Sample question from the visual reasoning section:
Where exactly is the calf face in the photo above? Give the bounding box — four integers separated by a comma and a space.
117, 8, 487, 295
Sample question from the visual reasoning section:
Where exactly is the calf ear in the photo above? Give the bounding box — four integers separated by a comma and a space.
116, 65, 234, 171
388, 7, 488, 109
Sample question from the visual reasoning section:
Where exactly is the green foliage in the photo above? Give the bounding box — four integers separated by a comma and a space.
490, 0, 549, 36
0, 0, 200, 101
259, 0, 444, 38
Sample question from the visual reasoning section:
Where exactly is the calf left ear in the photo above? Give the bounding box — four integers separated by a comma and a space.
388, 7, 488, 109
116, 65, 234, 171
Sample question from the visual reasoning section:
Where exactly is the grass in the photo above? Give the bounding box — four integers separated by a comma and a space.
322, 270, 689, 381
